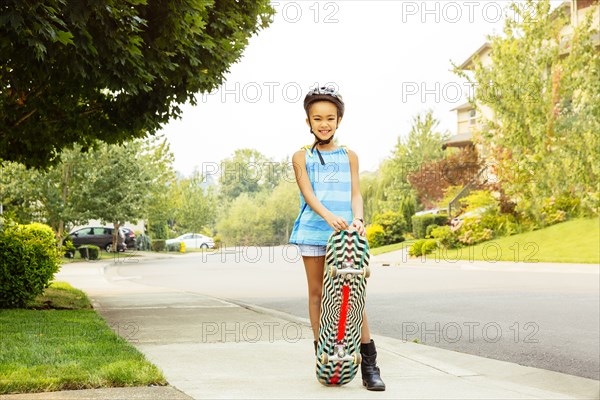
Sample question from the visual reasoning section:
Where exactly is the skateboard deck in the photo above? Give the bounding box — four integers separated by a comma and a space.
316, 229, 370, 386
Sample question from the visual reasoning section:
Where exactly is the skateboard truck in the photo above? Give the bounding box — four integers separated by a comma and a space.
329, 261, 371, 279
320, 343, 362, 365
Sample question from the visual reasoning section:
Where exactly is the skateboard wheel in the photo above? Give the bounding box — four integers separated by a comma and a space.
321, 353, 329, 364
363, 267, 371, 279
329, 266, 338, 278
354, 353, 362, 365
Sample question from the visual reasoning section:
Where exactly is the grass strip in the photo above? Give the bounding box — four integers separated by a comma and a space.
370, 240, 416, 256
0, 282, 166, 394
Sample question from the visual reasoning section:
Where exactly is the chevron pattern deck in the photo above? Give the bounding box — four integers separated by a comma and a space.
316, 230, 370, 386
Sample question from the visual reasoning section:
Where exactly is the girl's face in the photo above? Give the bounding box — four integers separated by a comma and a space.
306, 101, 342, 142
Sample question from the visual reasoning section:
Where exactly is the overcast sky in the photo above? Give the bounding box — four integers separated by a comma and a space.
159, 1, 559, 176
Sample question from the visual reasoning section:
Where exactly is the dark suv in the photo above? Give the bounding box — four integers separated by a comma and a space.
120, 227, 137, 249
65, 226, 126, 253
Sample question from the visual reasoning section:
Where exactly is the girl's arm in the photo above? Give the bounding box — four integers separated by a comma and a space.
348, 150, 366, 236
292, 150, 349, 232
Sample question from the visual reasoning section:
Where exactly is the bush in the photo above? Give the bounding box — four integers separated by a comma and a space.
430, 225, 459, 249
213, 234, 222, 249
457, 217, 493, 245
167, 242, 181, 252
136, 233, 152, 251
63, 239, 76, 258
412, 214, 448, 239
372, 211, 407, 245
0, 222, 61, 308
78, 245, 100, 260
488, 213, 519, 237
366, 224, 386, 248
422, 239, 438, 254
459, 190, 499, 213
409, 240, 423, 257
425, 224, 439, 238
541, 194, 580, 225
151, 239, 166, 252
409, 239, 437, 257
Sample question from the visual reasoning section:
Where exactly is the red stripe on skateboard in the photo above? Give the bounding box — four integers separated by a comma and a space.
337, 284, 350, 342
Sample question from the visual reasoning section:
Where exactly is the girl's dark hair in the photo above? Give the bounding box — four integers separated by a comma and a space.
303, 93, 345, 118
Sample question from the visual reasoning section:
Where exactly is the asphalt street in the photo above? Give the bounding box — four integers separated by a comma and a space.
106, 247, 600, 380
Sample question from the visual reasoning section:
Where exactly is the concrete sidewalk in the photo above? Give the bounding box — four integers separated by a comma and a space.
3, 255, 599, 400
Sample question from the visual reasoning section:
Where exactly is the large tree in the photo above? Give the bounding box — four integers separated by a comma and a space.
0, 0, 274, 168
218, 149, 283, 201
454, 0, 599, 217
364, 110, 449, 215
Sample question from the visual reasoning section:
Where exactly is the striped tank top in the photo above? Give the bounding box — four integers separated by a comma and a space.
289, 146, 353, 246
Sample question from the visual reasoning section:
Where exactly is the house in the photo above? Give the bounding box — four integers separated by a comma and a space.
444, 0, 599, 216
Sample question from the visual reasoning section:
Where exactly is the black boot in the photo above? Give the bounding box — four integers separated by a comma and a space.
313, 340, 317, 356
360, 340, 386, 391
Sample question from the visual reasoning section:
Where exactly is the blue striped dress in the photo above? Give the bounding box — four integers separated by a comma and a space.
289, 146, 354, 246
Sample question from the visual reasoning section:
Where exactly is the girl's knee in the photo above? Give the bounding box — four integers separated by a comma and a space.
308, 290, 322, 304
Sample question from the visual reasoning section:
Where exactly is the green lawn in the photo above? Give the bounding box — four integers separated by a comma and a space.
0, 282, 166, 394
371, 239, 416, 256
374, 218, 599, 264
61, 250, 143, 264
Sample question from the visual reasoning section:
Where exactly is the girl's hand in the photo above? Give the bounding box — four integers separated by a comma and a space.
326, 214, 349, 232
351, 218, 366, 236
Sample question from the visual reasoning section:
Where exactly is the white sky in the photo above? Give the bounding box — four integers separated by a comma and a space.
159, 1, 560, 176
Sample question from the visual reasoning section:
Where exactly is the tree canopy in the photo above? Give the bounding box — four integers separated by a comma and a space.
0, 0, 274, 168
454, 0, 599, 217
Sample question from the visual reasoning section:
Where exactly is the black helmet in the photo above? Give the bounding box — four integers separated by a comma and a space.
303, 86, 344, 118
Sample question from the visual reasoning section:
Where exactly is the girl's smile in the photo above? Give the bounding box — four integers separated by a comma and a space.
306, 101, 342, 146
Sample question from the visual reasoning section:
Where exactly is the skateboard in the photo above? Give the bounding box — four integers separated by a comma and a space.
316, 229, 371, 386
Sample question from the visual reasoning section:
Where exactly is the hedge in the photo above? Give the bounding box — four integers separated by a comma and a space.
411, 214, 449, 239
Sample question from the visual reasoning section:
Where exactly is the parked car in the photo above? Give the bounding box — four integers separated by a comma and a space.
120, 227, 137, 249
166, 233, 215, 249
64, 226, 126, 253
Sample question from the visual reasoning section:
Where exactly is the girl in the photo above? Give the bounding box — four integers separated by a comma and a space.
289, 87, 385, 391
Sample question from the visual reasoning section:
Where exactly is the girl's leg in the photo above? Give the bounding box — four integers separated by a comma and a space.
360, 310, 386, 391
302, 255, 325, 340
361, 311, 371, 343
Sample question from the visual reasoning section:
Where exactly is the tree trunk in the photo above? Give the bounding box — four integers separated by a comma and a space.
56, 163, 71, 245
113, 222, 120, 252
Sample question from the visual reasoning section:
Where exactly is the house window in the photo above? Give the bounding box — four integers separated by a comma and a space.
469, 109, 477, 125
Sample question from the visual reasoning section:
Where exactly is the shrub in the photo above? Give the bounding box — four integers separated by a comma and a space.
167, 242, 181, 252
409, 240, 423, 257
0, 222, 61, 308
422, 239, 438, 254
372, 211, 407, 245
430, 225, 459, 249
490, 213, 519, 236
459, 190, 499, 213
457, 217, 493, 245
213, 234, 222, 249
63, 239, 76, 258
541, 194, 580, 225
78, 245, 100, 260
366, 224, 386, 248
136, 233, 152, 251
412, 214, 448, 239
425, 224, 439, 238
409, 239, 437, 257
151, 239, 166, 252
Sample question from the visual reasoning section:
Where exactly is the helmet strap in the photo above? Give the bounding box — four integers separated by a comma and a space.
307, 119, 338, 166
